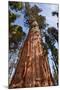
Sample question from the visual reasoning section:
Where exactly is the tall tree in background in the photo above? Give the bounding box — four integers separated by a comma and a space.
44, 29, 58, 85
45, 10, 59, 85
9, 2, 55, 88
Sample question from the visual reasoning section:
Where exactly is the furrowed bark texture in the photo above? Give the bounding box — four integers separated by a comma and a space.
9, 21, 54, 88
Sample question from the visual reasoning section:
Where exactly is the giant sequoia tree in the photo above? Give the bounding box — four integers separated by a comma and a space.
9, 2, 58, 88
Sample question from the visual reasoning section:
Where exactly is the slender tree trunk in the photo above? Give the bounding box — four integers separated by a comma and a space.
9, 20, 54, 88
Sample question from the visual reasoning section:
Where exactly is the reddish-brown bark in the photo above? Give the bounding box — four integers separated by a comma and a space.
9, 21, 54, 88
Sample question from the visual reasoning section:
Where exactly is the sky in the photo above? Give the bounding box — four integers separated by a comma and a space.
14, 3, 59, 34
37, 3, 58, 28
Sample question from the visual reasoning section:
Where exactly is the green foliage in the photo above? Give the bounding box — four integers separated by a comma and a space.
9, 25, 26, 50
34, 15, 46, 29
30, 5, 42, 16
25, 3, 42, 16
9, 1, 23, 11
41, 12, 59, 83
9, 1, 23, 24
44, 32, 58, 85
48, 27, 58, 42
9, 1, 26, 50
45, 33, 58, 66
25, 3, 47, 29
9, 11, 16, 27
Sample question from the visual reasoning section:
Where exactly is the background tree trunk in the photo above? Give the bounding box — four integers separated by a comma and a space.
9, 20, 54, 88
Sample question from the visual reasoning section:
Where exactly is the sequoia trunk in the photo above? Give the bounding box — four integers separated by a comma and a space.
9, 20, 54, 88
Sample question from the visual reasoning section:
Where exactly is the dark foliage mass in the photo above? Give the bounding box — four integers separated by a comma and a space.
24, 2, 47, 29
48, 27, 58, 42
9, 1, 23, 11
9, 25, 26, 50
9, 1, 26, 50
52, 11, 58, 17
